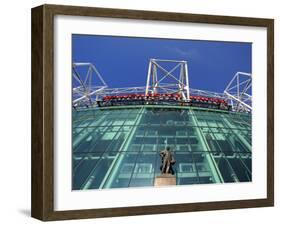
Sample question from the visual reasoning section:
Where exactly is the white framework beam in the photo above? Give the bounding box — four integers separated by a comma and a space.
224, 72, 252, 112
145, 58, 190, 101
72, 60, 251, 113
72, 62, 107, 107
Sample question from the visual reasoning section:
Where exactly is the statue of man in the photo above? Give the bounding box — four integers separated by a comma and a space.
160, 146, 176, 174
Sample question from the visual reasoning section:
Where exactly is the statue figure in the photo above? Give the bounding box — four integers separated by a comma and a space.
160, 146, 176, 174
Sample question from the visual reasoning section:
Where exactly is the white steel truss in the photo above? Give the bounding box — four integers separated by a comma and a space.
72, 60, 251, 113
189, 88, 225, 99
224, 72, 252, 112
72, 62, 107, 108
145, 59, 190, 101
95, 86, 224, 99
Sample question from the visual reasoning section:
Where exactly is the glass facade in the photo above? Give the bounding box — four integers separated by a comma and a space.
72, 105, 252, 190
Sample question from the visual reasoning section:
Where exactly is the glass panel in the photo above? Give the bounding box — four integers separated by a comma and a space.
228, 158, 252, 182
193, 153, 216, 184
72, 155, 99, 190
105, 153, 138, 188
72, 107, 252, 189
86, 153, 116, 189
129, 152, 156, 187
214, 157, 237, 183
176, 153, 199, 185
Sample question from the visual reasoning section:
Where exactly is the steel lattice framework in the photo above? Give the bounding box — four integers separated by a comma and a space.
72, 60, 252, 112
72, 62, 107, 108
224, 72, 252, 112
145, 59, 190, 101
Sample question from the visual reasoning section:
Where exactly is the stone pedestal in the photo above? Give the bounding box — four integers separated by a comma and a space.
154, 174, 176, 186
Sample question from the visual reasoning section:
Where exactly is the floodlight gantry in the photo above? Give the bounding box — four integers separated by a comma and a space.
224, 72, 252, 113
72, 62, 107, 108
72, 60, 252, 113
145, 59, 190, 101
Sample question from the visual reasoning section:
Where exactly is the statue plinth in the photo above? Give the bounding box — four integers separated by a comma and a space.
154, 174, 176, 187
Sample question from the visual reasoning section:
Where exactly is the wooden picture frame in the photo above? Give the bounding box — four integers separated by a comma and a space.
31, 4, 274, 221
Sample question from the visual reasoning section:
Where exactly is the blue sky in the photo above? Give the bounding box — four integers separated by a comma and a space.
72, 34, 251, 93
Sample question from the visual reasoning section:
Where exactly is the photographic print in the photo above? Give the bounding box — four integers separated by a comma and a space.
31, 4, 273, 220
72, 35, 252, 190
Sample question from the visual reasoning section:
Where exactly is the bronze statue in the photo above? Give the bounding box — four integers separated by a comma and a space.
160, 146, 176, 174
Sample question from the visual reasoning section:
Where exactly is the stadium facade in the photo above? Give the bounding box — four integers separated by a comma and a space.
72, 59, 252, 190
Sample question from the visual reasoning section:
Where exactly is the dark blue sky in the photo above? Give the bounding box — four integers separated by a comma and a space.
72, 34, 251, 93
